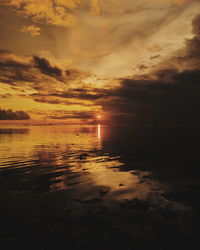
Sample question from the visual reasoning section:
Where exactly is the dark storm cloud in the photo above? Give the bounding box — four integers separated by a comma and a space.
173, 69, 200, 85
101, 15, 200, 124
103, 69, 200, 123
33, 56, 62, 78
0, 108, 30, 120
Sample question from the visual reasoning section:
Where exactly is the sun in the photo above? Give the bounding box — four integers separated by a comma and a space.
97, 114, 102, 119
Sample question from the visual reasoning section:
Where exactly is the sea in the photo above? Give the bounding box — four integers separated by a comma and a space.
0, 124, 200, 249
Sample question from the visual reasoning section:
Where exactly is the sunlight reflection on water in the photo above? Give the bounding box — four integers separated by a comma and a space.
0, 125, 164, 203
97, 124, 101, 139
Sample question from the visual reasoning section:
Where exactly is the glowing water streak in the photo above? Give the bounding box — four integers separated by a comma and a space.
97, 124, 101, 139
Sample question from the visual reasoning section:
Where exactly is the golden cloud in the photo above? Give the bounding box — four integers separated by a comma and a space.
6, 0, 79, 27
90, 0, 101, 15
55, 0, 81, 9
21, 25, 41, 37
4, 0, 122, 29
155, 0, 198, 4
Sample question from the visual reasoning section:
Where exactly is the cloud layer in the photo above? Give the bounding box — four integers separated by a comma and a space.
100, 14, 200, 124
0, 2, 200, 123
0, 108, 30, 120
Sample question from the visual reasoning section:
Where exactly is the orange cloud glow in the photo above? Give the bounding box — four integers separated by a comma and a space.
0, 0, 200, 124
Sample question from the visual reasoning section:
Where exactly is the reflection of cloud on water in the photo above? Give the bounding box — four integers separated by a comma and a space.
69, 154, 162, 201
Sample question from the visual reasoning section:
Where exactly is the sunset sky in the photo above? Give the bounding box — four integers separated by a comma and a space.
0, 0, 200, 124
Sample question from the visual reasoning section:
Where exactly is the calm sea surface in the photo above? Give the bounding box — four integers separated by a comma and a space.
0, 125, 200, 249
0, 125, 173, 202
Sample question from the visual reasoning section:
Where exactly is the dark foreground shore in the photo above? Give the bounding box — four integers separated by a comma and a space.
1, 192, 200, 250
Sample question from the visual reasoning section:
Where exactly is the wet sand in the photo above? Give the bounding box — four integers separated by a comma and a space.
0, 125, 200, 249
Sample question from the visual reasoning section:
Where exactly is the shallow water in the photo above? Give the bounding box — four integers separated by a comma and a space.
1, 124, 200, 249
0, 125, 168, 202
0, 124, 199, 201
0, 125, 154, 199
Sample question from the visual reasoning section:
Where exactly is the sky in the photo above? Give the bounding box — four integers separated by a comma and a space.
0, 0, 200, 124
